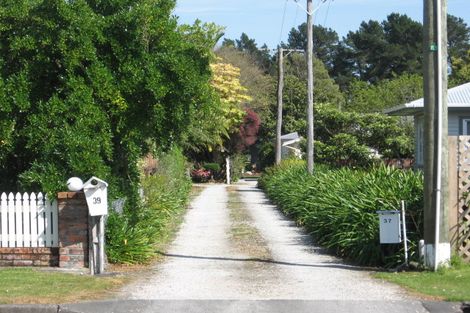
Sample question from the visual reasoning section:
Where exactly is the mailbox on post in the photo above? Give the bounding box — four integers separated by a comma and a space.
66, 176, 108, 275
377, 202, 409, 268
377, 210, 402, 244
82, 176, 108, 275
83, 177, 108, 217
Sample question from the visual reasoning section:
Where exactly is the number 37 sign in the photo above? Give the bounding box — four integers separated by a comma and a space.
83, 177, 108, 216
377, 210, 402, 244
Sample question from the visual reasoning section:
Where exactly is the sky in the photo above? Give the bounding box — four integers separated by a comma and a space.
174, 0, 470, 50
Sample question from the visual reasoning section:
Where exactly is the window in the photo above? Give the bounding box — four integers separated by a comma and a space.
463, 119, 470, 135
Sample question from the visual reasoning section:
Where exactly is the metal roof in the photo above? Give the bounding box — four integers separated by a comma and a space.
280, 132, 300, 140
384, 81, 470, 116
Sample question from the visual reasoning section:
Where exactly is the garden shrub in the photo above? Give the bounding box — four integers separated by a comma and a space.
106, 147, 191, 264
230, 153, 248, 182
259, 160, 423, 266
191, 168, 211, 183
203, 162, 221, 173
203, 162, 223, 180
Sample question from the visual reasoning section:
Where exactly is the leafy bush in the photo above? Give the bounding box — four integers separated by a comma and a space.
191, 168, 211, 183
106, 147, 191, 264
203, 162, 221, 172
0, 1, 219, 209
314, 134, 374, 168
259, 160, 423, 266
257, 104, 413, 170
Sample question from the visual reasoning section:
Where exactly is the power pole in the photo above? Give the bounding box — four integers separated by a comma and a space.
275, 47, 284, 165
276, 48, 304, 165
306, 0, 314, 174
423, 0, 450, 270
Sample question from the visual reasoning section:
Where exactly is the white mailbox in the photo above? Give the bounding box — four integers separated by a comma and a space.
377, 210, 402, 244
83, 177, 108, 216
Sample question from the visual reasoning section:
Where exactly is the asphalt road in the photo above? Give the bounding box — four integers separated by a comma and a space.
0, 300, 463, 313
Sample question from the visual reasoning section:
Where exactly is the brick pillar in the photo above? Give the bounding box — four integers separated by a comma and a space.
57, 192, 89, 268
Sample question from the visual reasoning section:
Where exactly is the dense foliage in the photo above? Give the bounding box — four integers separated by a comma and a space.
285, 14, 470, 89
257, 98, 413, 169
106, 147, 191, 264
345, 74, 423, 113
0, 0, 217, 203
259, 160, 424, 266
316, 104, 413, 162
450, 49, 470, 86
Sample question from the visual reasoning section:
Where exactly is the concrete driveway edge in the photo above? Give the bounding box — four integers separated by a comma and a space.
0, 301, 465, 313
0, 304, 59, 313
422, 301, 463, 313
57, 300, 465, 313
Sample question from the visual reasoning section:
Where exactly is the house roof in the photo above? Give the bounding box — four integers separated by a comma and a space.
280, 132, 301, 147
280, 132, 300, 140
384, 81, 470, 116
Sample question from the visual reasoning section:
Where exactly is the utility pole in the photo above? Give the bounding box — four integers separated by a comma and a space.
276, 48, 304, 165
275, 47, 284, 165
423, 0, 450, 270
306, 0, 314, 174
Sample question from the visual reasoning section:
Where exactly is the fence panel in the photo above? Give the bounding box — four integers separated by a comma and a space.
8, 193, 15, 247
23, 192, 31, 248
30, 193, 38, 248
14, 192, 23, 247
0, 192, 59, 248
0, 193, 7, 247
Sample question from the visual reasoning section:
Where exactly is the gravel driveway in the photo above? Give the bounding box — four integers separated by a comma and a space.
124, 180, 410, 300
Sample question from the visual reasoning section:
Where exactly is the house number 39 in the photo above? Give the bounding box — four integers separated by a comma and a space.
93, 197, 101, 205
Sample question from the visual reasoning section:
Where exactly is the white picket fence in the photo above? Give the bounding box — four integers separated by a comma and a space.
0, 192, 59, 248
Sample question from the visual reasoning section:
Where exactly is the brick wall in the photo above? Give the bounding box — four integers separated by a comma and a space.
57, 192, 89, 268
0, 191, 89, 269
0, 248, 59, 267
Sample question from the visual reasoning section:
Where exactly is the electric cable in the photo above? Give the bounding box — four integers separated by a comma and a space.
279, 0, 289, 44
293, 2, 299, 33
323, 0, 332, 27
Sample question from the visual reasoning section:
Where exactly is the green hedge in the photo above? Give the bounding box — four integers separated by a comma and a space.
106, 147, 191, 264
258, 160, 424, 266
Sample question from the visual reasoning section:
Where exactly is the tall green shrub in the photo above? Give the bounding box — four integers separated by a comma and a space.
106, 147, 191, 264
0, 0, 217, 205
259, 160, 423, 266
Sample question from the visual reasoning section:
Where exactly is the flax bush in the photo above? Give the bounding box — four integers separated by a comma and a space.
106, 147, 191, 264
259, 160, 424, 266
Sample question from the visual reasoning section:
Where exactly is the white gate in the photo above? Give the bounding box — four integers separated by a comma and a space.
0, 192, 59, 248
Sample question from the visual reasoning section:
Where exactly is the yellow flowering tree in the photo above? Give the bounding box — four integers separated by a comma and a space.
210, 59, 251, 133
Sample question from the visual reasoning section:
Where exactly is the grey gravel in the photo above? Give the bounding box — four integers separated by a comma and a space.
125, 180, 411, 300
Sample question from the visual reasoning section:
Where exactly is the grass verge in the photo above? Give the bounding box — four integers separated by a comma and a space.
375, 262, 470, 301
0, 268, 126, 304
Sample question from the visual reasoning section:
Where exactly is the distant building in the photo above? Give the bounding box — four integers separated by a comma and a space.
280, 132, 302, 160
385, 82, 470, 168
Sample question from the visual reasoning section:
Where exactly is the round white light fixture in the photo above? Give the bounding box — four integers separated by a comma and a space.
67, 177, 84, 192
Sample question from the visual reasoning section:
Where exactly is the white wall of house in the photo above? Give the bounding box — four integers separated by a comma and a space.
414, 110, 470, 168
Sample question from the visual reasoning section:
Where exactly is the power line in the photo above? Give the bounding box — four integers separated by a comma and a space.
279, 0, 289, 44
291, 0, 329, 16
293, 2, 299, 32
322, 0, 333, 27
